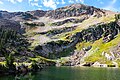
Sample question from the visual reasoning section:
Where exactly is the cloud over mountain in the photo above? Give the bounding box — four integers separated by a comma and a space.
0, 0, 119, 12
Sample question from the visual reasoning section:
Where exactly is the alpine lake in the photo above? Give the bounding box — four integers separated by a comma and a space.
0, 67, 120, 80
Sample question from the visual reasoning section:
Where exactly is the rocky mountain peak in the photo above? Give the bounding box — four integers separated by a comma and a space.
27, 10, 47, 17
0, 3, 116, 20
66, 3, 89, 8
45, 3, 109, 19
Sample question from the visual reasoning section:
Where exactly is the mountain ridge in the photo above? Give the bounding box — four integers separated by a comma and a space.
0, 3, 117, 20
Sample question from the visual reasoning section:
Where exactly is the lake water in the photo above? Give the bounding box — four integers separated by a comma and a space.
0, 67, 120, 80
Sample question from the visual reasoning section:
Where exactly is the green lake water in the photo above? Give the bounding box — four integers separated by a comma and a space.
0, 67, 120, 80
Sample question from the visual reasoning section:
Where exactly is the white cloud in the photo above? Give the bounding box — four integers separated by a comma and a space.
42, 0, 57, 9
0, 1, 3, 4
31, 2, 42, 8
55, 0, 59, 4
28, 0, 33, 4
79, 0, 84, 3
0, 8, 10, 11
31, 2, 39, 6
100, 1, 104, 4
8, 0, 16, 4
76, 0, 78, 2
69, 0, 74, 3
61, 0, 65, 4
8, 0, 23, 4
38, 8, 42, 10
97, 0, 104, 4
111, 0, 116, 4
34, 0, 39, 1
28, 0, 43, 10
28, 0, 43, 8
103, 0, 117, 11
17, 0, 23, 2
29, 0, 33, 2
56, 1, 59, 4
69, 0, 84, 4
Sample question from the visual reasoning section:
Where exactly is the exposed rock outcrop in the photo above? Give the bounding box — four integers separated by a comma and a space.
34, 21, 120, 59
27, 10, 47, 17
51, 17, 88, 26
45, 26, 77, 37
110, 43, 120, 58
34, 38, 78, 58
45, 3, 106, 19
64, 50, 86, 66
117, 19, 120, 26
0, 19, 21, 32
74, 21, 120, 43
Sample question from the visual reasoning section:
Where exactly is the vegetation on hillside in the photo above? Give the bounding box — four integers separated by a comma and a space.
0, 28, 22, 72
0, 28, 55, 74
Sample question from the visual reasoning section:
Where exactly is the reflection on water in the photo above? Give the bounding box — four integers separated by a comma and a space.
0, 67, 120, 80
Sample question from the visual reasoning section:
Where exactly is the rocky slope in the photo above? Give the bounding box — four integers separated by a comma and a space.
0, 3, 115, 32
45, 3, 107, 19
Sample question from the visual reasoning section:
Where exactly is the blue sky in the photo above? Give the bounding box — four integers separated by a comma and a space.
0, 0, 119, 12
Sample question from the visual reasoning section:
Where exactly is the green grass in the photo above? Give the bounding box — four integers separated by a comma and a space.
76, 41, 92, 50
30, 56, 56, 63
59, 47, 74, 57
0, 61, 6, 66
116, 58, 120, 67
84, 34, 120, 63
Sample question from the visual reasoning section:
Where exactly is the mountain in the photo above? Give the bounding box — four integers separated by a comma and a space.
0, 3, 116, 33
45, 3, 108, 19
0, 3, 120, 70
0, 3, 116, 20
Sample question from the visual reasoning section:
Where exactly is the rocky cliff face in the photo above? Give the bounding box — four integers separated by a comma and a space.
27, 10, 47, 17
51, 17, 88, 26
0, 11, 37, 21
34, 40, 71, 58
34, 20, 120, 59
0, 11, 38, 32
75, 21, 120, 43
45, 4, 107, 19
